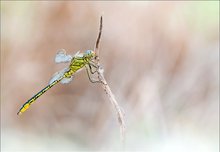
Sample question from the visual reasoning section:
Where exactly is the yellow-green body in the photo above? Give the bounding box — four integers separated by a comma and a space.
17, 51, 95, 115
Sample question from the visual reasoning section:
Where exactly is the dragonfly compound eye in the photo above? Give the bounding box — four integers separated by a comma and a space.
85, 50, 95, 58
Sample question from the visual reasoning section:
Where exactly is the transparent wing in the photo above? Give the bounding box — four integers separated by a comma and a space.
61, 76, 73, 84
49, 67, 69, 84
55, 49, 72, 63
74, 51, 84, 58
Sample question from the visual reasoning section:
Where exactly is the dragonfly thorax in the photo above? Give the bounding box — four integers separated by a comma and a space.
66, 50, 95, 77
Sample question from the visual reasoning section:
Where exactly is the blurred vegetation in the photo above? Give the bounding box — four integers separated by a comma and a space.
1, 1, 219, 152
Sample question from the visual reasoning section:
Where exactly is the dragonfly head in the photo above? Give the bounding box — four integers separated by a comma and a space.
84, 50, 95, 59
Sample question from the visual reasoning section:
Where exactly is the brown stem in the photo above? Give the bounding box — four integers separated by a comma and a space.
94, 16, 126, 142
94, 16, 102, 63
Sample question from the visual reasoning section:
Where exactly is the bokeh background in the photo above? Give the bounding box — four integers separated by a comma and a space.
1, 1, 219, 152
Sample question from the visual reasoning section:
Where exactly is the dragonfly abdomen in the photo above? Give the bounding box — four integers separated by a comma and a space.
17, 77, 63, 115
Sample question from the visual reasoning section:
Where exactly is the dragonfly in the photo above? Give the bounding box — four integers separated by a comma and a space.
17, 49, 102, 115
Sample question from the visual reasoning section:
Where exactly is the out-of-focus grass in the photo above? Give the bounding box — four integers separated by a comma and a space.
1, 1, 219, 151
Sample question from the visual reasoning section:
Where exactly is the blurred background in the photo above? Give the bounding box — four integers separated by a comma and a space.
1, 1, 219, 152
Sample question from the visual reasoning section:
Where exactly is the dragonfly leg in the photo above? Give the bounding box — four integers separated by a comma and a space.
86, 65, 107, 85
88, 64, 97, 74
88, 61, 104, 75
85, 65, 103, 84
89, 60, 99, 68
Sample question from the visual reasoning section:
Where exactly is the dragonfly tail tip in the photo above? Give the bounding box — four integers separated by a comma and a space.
17, 111, 22, 116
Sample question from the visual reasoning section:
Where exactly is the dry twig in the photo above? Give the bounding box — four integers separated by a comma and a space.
94, 16, 126, 142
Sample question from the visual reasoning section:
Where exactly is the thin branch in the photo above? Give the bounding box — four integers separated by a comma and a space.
98, 68, 126, 142
94, 16, 125, 142
94, 16, 102, 62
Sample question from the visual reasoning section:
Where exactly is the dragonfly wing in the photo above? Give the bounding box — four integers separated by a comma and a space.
49, 67, 69, 84
73, 51, 84, 58
55, 49, 72, 63
61, 76, 73, 84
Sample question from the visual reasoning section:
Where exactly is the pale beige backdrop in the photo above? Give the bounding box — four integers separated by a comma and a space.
1, 1, 219, 152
